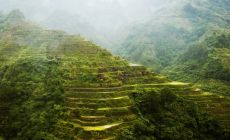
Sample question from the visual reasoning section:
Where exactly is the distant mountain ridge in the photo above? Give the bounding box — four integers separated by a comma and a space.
114, 0, 230, 71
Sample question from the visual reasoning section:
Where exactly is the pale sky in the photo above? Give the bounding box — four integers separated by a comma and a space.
0, 0, 171, 21
0, 0, 176, 48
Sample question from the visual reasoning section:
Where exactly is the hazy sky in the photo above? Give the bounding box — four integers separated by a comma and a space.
0, 0, 175, 48
0, 0, 171, 21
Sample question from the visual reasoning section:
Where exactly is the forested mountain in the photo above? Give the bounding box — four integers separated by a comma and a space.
115, 0, 230, 72
0, 10, 229, 140
163, 31, 230, 96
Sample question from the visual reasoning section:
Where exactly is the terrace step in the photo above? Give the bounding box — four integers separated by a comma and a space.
69, 114, 137, 126
55, 119, 137, 139
64, 86, 134, 92
68, 106, 132, 116
65, 96, 130, 101
69, 119, 106, 126
67, 105, 132, 111
79, 115, 108, 122
65, 97, 132, 107
65, 101, 132, 108
54, 127, 113, 140
65, 91, 130, 98
82, 122, 122, 131
64, 82, 187, 92
64, 84, 123, 88
57, 120, 123, 131
78, 114, 136, 122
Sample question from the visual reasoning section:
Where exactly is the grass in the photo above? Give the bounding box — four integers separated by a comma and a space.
82, 123, 122, 131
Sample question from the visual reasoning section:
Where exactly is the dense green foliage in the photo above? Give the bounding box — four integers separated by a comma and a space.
0, 11, 66, 139
116, 89, 228, 140
0, 8, 229, 140
163, 31, 230, 96
0, 11, 131, 139
0, 59, 66, 139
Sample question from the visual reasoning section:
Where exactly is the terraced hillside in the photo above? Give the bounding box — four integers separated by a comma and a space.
0, 11, 229, 139
0, 33, 186, 139
48, 36, 170, 139
0, 36, 229, 140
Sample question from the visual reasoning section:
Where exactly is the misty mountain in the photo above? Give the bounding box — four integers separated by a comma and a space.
114, 0, 230, 71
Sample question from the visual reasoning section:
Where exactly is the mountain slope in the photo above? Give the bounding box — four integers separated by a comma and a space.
162, 31, 230, 97
0, 10, 229, 140
115, 0, 230, 72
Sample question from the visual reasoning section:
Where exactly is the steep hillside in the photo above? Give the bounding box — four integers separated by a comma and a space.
0, 11, 229, 140
163, 31, 230, 97
115, 0, 230, 72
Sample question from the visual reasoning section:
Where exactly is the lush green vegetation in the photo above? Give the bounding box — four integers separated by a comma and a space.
116, 89, 228, 140
163, 31, 230, 97
0, 8, 229, 140
111, 1, 230, 134
0, 11, 136, 139
0, 58, 66, 139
